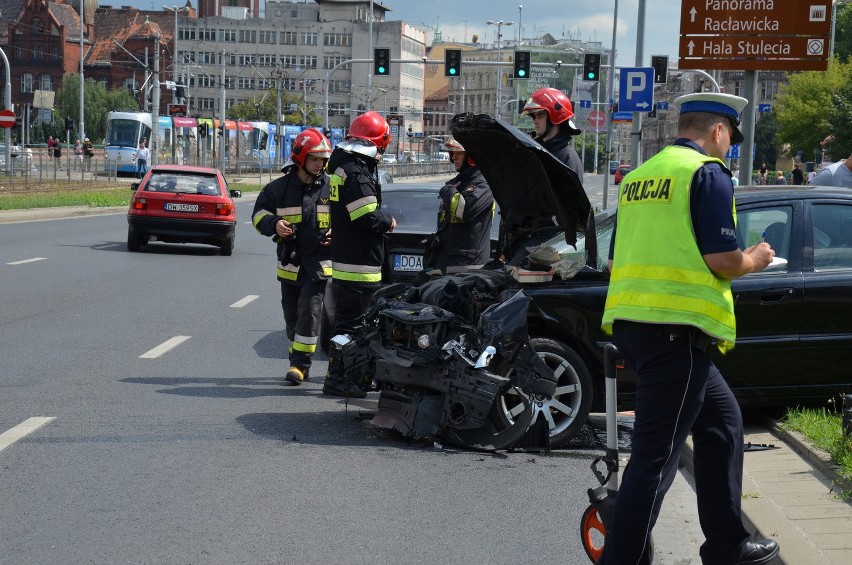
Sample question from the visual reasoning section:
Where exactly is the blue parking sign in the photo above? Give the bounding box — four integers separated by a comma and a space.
618, 68, 654, 112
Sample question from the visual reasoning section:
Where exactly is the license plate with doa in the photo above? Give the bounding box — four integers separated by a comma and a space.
164, 202, 199, 212
394, 253, 422, 271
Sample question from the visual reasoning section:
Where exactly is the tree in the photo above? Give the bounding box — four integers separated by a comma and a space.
825, 79, 852, 160
53, 74, 137, 143
753, 111, 779, 169
227, 87, 322, 126
772, 59, 852, 161
834, 3, 852, 64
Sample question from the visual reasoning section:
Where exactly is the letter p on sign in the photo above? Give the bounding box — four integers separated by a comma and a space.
618, 67, 655, 112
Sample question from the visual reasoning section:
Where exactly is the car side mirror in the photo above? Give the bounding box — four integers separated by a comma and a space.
230, 189, 242, 198
131, 182, 139, 191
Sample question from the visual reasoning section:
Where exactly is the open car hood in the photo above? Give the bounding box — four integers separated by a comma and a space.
451, 113, 591, 247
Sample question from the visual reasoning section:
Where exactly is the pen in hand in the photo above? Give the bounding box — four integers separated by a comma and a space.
761, 230, 766, 243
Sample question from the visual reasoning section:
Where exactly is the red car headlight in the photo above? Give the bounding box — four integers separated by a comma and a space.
131, 197, 147, 210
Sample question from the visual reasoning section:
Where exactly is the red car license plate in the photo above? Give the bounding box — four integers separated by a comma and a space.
164, 203, 199, 212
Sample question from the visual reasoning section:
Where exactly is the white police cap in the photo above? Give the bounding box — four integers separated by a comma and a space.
673, 92, 749, 144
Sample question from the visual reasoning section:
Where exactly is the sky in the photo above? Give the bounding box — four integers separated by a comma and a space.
116, 0, 683, 67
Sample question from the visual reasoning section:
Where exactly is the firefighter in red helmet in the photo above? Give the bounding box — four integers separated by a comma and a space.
322, 111, 396, 398
252, 128, 333, 385
493, 87, 587, 260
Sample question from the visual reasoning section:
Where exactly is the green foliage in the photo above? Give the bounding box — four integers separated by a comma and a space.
754, 112, 779, 168
773, 59, 852, 160
825, 80, 852, 160
784, 404, 852, 489
835, 3, 852, 64
575, 133, 608, 174
53, 74, 138, 144
227, 88, 321, 126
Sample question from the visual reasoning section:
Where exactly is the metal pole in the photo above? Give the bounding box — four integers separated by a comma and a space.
629, 0, 646, 168
518, 5, 522, 45
219, 51, 226, 171
602, 1, 619, 211
0, 47, 11, 171
152, 37, 160, 167
79, 0, 85, 165
367, 0, 373, 111
276, 72, 282, 168
740, 71, 759, 186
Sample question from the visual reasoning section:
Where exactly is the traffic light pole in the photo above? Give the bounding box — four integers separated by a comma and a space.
0, 47, 10, 172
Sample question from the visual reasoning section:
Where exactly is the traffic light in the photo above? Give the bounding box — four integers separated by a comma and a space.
583, 53, 600, 82
513, 50, 531, 79
374, 48, 390, 76
444, 49, 462, 77
651, 55, 669, 84
64, 116, 74, 131
198, 123, 208, 138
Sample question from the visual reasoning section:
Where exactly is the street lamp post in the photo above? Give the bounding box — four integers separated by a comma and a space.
486, 19, 513, 119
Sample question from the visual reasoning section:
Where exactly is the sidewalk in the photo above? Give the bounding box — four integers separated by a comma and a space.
673, 422, 852, 565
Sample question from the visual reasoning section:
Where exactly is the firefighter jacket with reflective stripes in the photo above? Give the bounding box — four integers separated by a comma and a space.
252, 167, 332, 284
326, 147, 394, 285
433, 166, 495, 273
601, 145, 737, 353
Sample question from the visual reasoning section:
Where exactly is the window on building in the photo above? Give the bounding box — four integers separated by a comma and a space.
21, 73, 34, 93
239, 29, 257, 43
197, 97, 215, 110
324, 56, 347, 69
33, 45, 44, 61
239, 54, 256, 66
259, 30, 276, 44
761, 81, 778, 100
14, 47, 23, 61
39, 73, 52, 90
219, 29, 236, 42
323, 33, 352, 47
281, 31, 297, 45
732, 81, 743, 97
298, 55, 317, 69
121, 77, 136, 93
301, 32, 317, 46
238, 77, 255, 89
280, 55, 297, 67
32, 18, 44, 34
201, 28, 216, 41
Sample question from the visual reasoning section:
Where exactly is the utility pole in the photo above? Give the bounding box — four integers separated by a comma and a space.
152, 35, 160, 167
219, 51, 226, 171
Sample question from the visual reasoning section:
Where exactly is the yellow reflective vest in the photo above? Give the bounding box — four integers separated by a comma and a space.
601, 145, 737, 353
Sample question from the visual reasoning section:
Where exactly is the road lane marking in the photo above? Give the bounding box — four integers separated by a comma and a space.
230, 294, 259, 308
0, 417, 56, 454
6, 257, 47, 265
139, 335, 191, 359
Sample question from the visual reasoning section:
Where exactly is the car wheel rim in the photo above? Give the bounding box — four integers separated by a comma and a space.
500, 350, 583, 437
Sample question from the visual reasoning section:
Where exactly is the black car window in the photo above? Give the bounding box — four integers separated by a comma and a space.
813, 203, 852, 270
381, 191, 439, 231
735, 206, 792, 271
145, 173, 220, 195
540, 211, 615, 272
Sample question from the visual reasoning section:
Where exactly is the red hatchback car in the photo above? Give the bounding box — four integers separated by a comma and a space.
127, 165, 242, 255
614, 164, 632, 184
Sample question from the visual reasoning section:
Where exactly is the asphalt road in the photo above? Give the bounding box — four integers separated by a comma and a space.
0, 202, 602, 563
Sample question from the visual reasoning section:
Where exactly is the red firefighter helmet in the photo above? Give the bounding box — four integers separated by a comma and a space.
523, 87, 575, 124
347, 111, 390, 151
290, 128, 332, 168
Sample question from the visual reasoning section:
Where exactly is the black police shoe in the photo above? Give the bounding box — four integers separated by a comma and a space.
321, 377, 367, 398
737, 539, 779, 564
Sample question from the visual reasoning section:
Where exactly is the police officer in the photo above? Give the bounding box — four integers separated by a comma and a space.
497, 87, 585, 261
599, 93, 778, 565
425, 136, 495, 274
252, 129, 333, 385
322, 111, 396, 398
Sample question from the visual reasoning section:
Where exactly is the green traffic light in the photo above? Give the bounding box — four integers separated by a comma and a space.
378, 66, 386, 74
518, 70, 526, 77
450, 68, 457, 75
587, 72, 596, 80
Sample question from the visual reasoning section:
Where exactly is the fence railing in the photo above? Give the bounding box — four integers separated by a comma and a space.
0, 149, 455, 189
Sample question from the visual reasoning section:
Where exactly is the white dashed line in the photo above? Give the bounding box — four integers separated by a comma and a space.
230, 294, 260, 308
6, 257, 47, 265
0, 417, 56, 454
139, 335, 191, 359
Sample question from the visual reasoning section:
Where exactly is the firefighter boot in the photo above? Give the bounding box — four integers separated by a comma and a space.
284, 366, 308, 386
